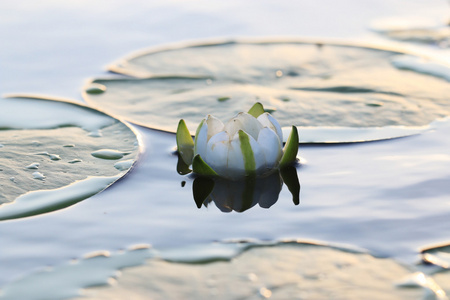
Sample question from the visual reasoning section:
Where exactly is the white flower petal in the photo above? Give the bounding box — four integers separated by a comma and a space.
206, 115, 224, 142
257, 113, 283, 143
223, 112, 263, 140
257, 127, 282, 170
226, 133, 247, 178
204, 131, 230, 177
194, 119, 208, 159
192, 107, 287, 178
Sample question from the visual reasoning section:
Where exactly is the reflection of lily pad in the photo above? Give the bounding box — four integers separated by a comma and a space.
83, 40, 450, 142
0, 95, 140, 220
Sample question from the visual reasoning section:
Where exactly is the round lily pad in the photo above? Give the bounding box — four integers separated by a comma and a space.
83, 39, 450, 142
0, 95, 140, 220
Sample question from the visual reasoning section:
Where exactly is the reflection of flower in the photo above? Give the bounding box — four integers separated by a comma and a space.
176, 103, 298, 179
192, 166, 300, 212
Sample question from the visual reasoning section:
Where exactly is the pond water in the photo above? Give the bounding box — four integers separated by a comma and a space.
2, 0, 450, 299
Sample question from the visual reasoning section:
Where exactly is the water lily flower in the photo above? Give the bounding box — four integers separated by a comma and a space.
176, 103, 298, 179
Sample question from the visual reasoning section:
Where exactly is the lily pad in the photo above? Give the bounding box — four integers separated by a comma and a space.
0, 240, 420, 300
370, 16, 450, 45
0, 95, 140, 220
83, 40, 450, 142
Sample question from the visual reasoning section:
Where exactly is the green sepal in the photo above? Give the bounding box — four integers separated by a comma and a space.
248, 102, 265, 118
238, 130, 256, 176
192, 177, 215, 208
176, 119, 194, 165
280, 165, 300, 205
192, 154, 218, 176
279, 126, 299, 167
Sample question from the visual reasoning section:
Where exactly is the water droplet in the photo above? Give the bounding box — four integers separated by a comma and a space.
34, 152, 61, 161
113, 159, 133, 171
49, 154, 61, 161
366, 102, 384, 107
25, 163, 40, 169
275, 70, 283, 77
287, 70, 299, 77
84, 251, 110, 259
32, 172, 46, 180
68, 159, 82, 164
35, 151, 49, 156
9, 177, 15, 182
85, 83, 107, 95
128, 244, 151, 251
0, 144, 4, 148
259, 287, 272, 298
88, 130, 103, 137
217, 96, 231, 102
63, 144, 75, 148
31, 141, 41, 146
92, 149, 128, 160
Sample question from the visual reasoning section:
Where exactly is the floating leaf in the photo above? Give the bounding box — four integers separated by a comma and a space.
370, 16, 450, 45
83, 40, 450, 143
284, 124, 431, 144
0, 95, 140, 220
5, 241, 421, 300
